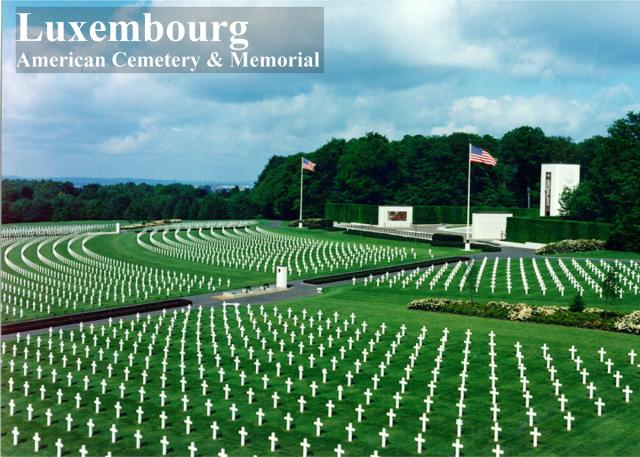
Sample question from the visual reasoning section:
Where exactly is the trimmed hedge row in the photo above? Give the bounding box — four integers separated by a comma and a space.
413, 205, 537, 224
506, 217, 610, 243
408, 298, 640, 334
325, 202, 378, 225
325, 202, 537, 224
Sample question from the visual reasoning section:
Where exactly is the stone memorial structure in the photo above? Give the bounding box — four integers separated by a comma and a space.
377, 206, 413, 228
276, 266, 288, 289
540, 164, 580, 217
472, 213, 513, 240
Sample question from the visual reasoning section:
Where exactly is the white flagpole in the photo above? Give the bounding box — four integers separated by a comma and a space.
465, 143, 472, 251
299, 157, 304, 228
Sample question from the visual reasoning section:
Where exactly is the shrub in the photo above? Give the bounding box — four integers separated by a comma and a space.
614, 311, 640, 334
289, 218, 335, 230
536, 239, 605, 255
569, 294, 585, 312
408, 298, 631, 333
432, 233, 464, 243
506, 217, 610, 243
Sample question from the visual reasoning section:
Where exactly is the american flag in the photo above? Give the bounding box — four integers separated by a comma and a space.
302, 158, 316, 172
469, 144, 497, 166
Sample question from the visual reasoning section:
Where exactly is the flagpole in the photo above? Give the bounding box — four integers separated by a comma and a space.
299, 157, 304, 228
465, 143, 471, 251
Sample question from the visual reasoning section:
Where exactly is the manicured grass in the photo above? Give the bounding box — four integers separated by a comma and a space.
1, 289, 638, 457
349, 257, 640, 312
547, 251, 640, 260
0, 223, 471, 322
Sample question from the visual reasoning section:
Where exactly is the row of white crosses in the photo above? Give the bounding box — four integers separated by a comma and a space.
138, 225, 409, 278
1, 223, 116, 241
488, 332, 505, 457
540, 344, 576, 431
475, 257, 488, 292
356, 256, 640, 302
444, 261, 464, 291
451, 330, 472, 457
414, 327, 449, 454
3, 302, 390, 456
513, 341, 543, 448
3, 299, 431, 457
3, 303, 638, 456
557, 258, 585, 296
568, 345, 607, 416
505, 257, 512, 294
1, 231, 215, 320
571, 260, 603, 296
519, 258, 530, 294
603, 259, 640, 297
490, 257, 500, 293
543, 258, 566, 296
457, 260, 475, 292
531, 258, 547, 296
595, 346, 634, 400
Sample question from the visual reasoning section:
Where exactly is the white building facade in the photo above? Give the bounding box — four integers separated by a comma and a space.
540, 164, 581, 217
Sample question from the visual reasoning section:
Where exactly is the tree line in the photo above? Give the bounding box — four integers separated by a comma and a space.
1, 181, 256, 223
3, 113, 639, 250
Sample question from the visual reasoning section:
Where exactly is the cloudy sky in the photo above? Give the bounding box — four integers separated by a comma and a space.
3, 0, 640, 183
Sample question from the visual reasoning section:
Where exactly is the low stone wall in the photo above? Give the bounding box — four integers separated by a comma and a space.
1, 298, 192, 335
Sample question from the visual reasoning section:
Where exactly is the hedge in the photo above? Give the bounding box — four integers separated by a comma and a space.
506, 217, 610, 243
325, 202, 537, 224
325, 202, 378, 225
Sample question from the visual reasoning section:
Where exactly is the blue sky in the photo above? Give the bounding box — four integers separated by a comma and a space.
3, 0, 640, 183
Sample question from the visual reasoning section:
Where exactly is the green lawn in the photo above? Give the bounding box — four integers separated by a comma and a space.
0, 224, 470, 322
546, 251, 640, 261
349, 256, 640, 312
1, 287, 638, 457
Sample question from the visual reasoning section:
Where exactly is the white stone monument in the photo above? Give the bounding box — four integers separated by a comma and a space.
276, 266, 288, 289
378, 206, 413, 228
471, 213, 512, 240
540, 164, 580, 217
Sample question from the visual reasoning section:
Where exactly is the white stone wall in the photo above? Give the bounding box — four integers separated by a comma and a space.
472, 213, 512, 240
377, 206, 413, 228
540, 164, 581, 217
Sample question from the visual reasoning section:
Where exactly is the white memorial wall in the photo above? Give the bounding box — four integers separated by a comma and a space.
377, 206, 413, 228
540, 164, 580, 217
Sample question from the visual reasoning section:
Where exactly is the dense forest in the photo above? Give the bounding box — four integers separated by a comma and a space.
3, 112, 639, 249
1, 182, 256, 223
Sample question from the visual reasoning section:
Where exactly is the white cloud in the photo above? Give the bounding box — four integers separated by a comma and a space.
3, 1, 640, 181
433, 94, 592, 137
431, 85, 640, 139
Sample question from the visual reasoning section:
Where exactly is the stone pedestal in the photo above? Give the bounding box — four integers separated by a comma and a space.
276, 266, 288, 289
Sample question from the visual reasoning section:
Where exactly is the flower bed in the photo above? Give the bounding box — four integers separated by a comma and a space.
408, 298, 639, 334
535, 239, 606, 255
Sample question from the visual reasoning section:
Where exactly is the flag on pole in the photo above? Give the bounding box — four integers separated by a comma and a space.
469, 144, 497, 166
302, 158, 316, 171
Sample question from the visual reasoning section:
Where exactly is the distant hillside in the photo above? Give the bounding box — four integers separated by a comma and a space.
1, 179, 255, 223
3, 175, 252, 189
